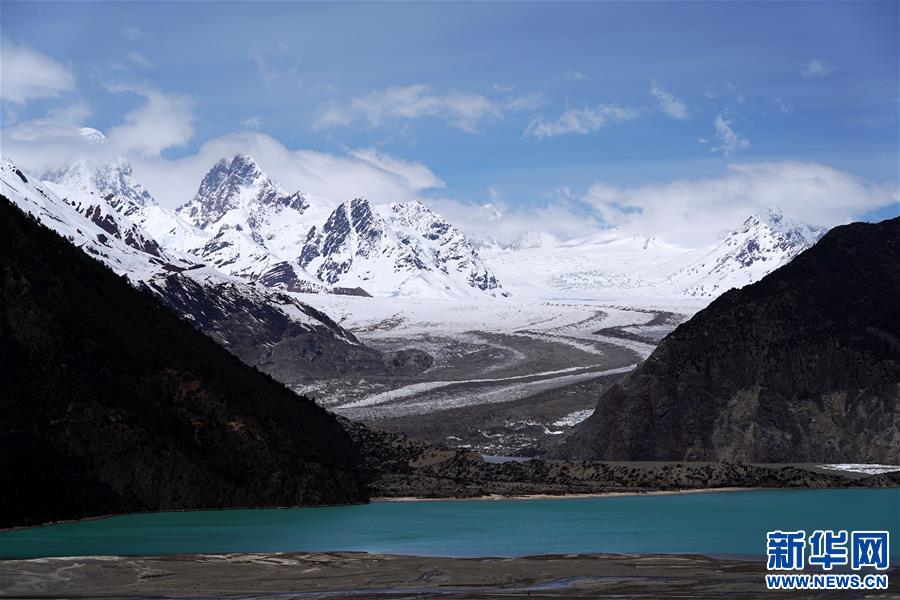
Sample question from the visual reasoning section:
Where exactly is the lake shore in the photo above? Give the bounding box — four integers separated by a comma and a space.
373, 486, 759, 502
0, 551, 873, 599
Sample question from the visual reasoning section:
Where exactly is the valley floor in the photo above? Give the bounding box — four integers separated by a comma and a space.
297, 295, 705, 455
3, 551, 896, 599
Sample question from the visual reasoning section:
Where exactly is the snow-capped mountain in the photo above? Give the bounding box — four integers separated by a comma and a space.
42, 156, 208, 254
34, 151, 817, 303
177, 154, 504, 298
1, 156, 428, 383
178, 154, 310, 229
172, 154, 326, 292
4, 159, 182, 282
482, 209, 824, 300
44, 157, 156, 219
300, 198, 505, 298
668, 207, 826, 297
43, 180, 168, 260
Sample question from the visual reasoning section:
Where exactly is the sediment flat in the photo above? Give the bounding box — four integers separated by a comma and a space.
4, 551, 895, 599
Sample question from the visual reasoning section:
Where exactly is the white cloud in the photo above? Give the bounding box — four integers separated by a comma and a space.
1, 85, 193, 167
0, 39, 75, 104
126, 51, 153, 68
802, 59, 834, 79
505, 93, 544, 111
565, 71, 586, 80
774, 97, 791, 114
240, 116, 263, 129
253, 43, 302, 90
122, 23, 142, 41
122, 132, 446, 208
105, 83, 194, 156
525, 105, 639, 138
4, 103, 91, 141
315, 105, 353, 128
650, 80, 688, 120
347, 147, 446, 193
315, 84, 505, 133
584, 161, 898, 245
427, 195, 601, 245
711, 115, 749, 157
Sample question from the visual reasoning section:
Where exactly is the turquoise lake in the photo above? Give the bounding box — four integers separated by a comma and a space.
1, 488, 898, 561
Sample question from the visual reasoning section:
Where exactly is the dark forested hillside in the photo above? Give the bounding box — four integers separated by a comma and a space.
0, 197, 367, 528
551, 217, 900, 463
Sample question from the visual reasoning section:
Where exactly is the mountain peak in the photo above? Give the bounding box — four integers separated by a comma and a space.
227, 153, 265, 181
179, 154, 308, 229
43, 157, 156, 217
676, 208, 826, 297
78, 127, 106, 142
756, 205, 784, 224
741, 206, 824, 246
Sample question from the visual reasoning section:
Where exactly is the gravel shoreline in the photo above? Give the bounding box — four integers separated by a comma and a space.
6, 551, 897, 598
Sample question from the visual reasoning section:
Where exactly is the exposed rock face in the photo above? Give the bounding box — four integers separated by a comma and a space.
43, 153, 504, 298
175, 155, 504, 298
2, 158, 431, 387
0, 198, 368, 528
43, 181, 166, 258
671, 207, 826, 297
299, 198, 506, 298
550, 218, 899, 463
44, 158, 156, 218
179, 154, 310, 231
148, 273, 432, 383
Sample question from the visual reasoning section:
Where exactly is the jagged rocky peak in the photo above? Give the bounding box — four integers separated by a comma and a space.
338, 197, 381, 241
674, 206, 826, 297
389, 200, 505, 293
43, 157, 156, 217
299, 196, 506, 297
300, 197, 382, 280
718, 207, 824, 270
737, 206, 824, 248
179, 154, 308, 229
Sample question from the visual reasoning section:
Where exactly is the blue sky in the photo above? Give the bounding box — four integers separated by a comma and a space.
1, 1, 898, 242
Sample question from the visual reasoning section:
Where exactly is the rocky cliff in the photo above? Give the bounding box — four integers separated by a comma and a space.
550, 218, 899, 462
0, 198, 367, 528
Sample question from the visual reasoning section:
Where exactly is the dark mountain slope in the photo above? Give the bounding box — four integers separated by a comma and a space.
551, 217, 899, 462
0, 197, 366, 528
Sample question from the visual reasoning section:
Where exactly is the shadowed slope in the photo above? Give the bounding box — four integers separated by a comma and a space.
551, 218, 899, 462
0, 197, 367, 528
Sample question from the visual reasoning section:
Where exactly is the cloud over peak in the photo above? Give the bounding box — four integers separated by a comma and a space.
105, 83, 194, 156
585, 160, 897, 245
0, 38, 75, 104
